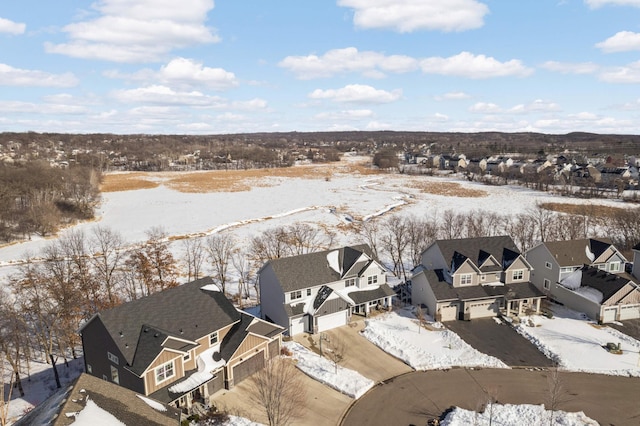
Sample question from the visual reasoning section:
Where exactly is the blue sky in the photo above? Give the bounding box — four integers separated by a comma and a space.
1, 0, 640, 135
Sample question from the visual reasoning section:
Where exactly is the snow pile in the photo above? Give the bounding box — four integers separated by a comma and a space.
224, 415, 264, 426
559, 269, 582, 290
361, 310, 509, 370
169, 347, 225, 393
283, 341, 374, 399
136, 394, 167, 412
441, 403, 598, 426
515, 306, 640, 376
574, 286, 604, 304
585, 245, 595, 262
327, 250, 341, 274
70, 397, 126, 425
201, 283, 221, 292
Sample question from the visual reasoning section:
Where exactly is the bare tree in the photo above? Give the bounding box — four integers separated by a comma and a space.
324, 336, 346, 374
126, 227, 179, 297
232, 252, 254, 306
250, 357, 307, 426
405, 215, 438, 269
358, 220, 380, 260
0, 293, 27, 397
379, 216, 410, 281
0, 362, 14, 426
286, 223, 333, 255
249, 227, 291, 265
546, 366, 570, 426
205, 234, 236, 295
440, 209, 465, 240
183, 238, 205, 282
415, 305, 425, 334
90, 226, 126, 307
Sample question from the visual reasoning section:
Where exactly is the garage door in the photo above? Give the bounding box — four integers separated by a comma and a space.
467, 301, 499, 319
233, 351, 265, 385
619, 305, 640, 320
206, 372, 224, 396
439, 304, 458, 322
289, 316, 305, 336
602, 307, 618, 323
316, 310, 348, 333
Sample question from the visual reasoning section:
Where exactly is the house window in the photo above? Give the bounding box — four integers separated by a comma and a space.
543, 279, 550, 290
155, 361, 175, 385
597, 264, 606, 270
87, 364, 92, 374
306, 288, 312, 296
481, 274, 486, 281
560, 267, 574, 274
110, 366, 119, 384
545, 262, 552, 269
107, 352, 119, 365
367, 275, 378, 285
184, 352, 191, 362
290, 290, 302, 301
460, 274, 472, 285
608, 262, 621, 272
512, 270, 524, 281
345, 278, 356, 287
209, 332, 219, 346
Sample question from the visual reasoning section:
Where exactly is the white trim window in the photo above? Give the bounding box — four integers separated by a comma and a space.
209, 331, 219, 346
290, 290, 302, 301
183, 351, 191, 362
543, 278, 550, 290
459, 273, 473, 285
345, 278, 357, 287
367, 275, 378, 285
608, 262, 621, 272
107, 352, 119, 365
155, 361, 175, 385
110, 365, 119, 384
306, 288, 312, 296
512, 270, 524, 281
560, 267, 575, 274
545, 261, 552, 269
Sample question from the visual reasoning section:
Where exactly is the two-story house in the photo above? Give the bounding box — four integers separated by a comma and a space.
80, 277, 283, 412
259, 244, 395, 335
411, 236, 545, 321
525, 238, 639, 322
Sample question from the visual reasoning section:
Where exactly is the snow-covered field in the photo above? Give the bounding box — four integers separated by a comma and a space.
441, 403, 598, 426
514, 305, 640, 377
283, 341, 374, 399
362, 308, 509, 370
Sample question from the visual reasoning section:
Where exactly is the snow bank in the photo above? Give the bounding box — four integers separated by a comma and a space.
136, 394, 167, 412
559, 270, 582, 290
70, 398, 126, 425
283, 341, 374, 399
169, 347, 225, 393
361, 310, 508, 370
441, 403, 598, 426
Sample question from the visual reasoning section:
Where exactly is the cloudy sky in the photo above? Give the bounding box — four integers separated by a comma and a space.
1, 0, 640, 134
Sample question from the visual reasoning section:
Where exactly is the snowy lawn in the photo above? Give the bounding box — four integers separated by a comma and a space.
514, 305, 640, 377
282, 341, 374, 399
441, 403, 598, 426
361, 308, 509, 370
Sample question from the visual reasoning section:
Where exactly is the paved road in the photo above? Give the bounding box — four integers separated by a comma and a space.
445, 318, 555, 367
342, 369, 640, 426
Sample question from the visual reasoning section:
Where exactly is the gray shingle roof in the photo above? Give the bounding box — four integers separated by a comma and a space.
348, 284, 395, 305
89, 277, 240, 374
266, 244, 376, 292
433, 236, 520, 269
578, 266, 633, 303
543, 238, 613, 267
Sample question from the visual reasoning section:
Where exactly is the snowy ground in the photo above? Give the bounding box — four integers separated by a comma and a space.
282, 341, 374, 399
441, 403, 598, 426
361, 308, 509, 370
514, 305, 640, 377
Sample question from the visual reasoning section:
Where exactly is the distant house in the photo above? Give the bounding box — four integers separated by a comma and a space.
259, 245, 395, 335
411, 236, 545, 321
525, 238, 639, 322
80, 277, 283, 412
633, 242, 640, 281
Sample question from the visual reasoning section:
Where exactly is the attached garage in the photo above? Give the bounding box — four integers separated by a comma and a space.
206, 372, 224, 396
618, 304, 640, 320
232, 350, 265, 385
289, 316, 306, 336
316, 310, 349, 333
602, 307, 618, 323
438, 304, 459, 322
465, 300, 499, 320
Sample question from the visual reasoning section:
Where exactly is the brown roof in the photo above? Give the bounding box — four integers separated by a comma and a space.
543, 238, 614, 267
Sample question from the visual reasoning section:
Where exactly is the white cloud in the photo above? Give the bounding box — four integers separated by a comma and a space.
0, 17, 26, 34
599, 61, 640, 83
0, 63, 78, 87
433, 112, 449, 121
315, 109, 374, 120
366, 121, 391, 130
45, 0, 219, 62
540, 61, 599, 74
596, 31, 640, 52
469, 102, 501, 113
279, 47, 417, 79
420, 52, 533, 78
509, 99, 560, 113
338, 0, 489, 32
434, 91, 471, 100
309, 84, 402, 103
585, 0, 640, 8
106, 57, 238, 90
0, 100, 87, 114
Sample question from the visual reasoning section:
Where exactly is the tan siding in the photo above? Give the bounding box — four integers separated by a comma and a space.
229, 335, 269, 362
453, 262, 477, 287
182, 350, 196, 371
605, 284, 640, 306
505, 257, 531, 284
594, 246, 616, 264
144, 351, 184, 395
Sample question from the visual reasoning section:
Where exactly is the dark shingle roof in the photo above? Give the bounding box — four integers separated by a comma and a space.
89, 277, 240, 373
543, 238, 613, 267
434, 236, 520, 269
633, 242, 640, 251
424, 269, 458, 301
266, 244, 376, 292
348, 284, 395, 305
578, 266, 633, 303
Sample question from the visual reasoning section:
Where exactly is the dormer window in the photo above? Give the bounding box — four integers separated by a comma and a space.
460, 274, 472, 285
210, 331, 218, 346
512, 270, 524, 281
608, 262, 620, 272
345, 278, 356, 287
367, 275, 378, 285
290, 290, 302, 301
155, 361, 175, 385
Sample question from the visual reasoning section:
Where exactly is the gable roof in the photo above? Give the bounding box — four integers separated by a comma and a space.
265, 244, 377, 292
575, 266, 634, 303
543, 238, 616, 267
85, 277, 240, 374
432, 235, 520, 270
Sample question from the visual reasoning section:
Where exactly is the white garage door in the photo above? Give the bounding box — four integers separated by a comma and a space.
439, 304, 458, 322
317, 310, 348, 333
619, 305, 640, 320
602, 307, 618, 323
468, 301, 499, 319
289, 316, 305, 336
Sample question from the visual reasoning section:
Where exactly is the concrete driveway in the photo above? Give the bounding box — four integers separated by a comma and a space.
212, 358, 352, 426
293, 317, 413, 383
445, 318, 555, 367
342, 368, 640, 426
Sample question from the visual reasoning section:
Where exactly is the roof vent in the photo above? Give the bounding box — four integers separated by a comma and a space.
179, 329, 183, 334
119, 331, 123, 337
154, 333, 159, 338
143, 328, 149, 333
